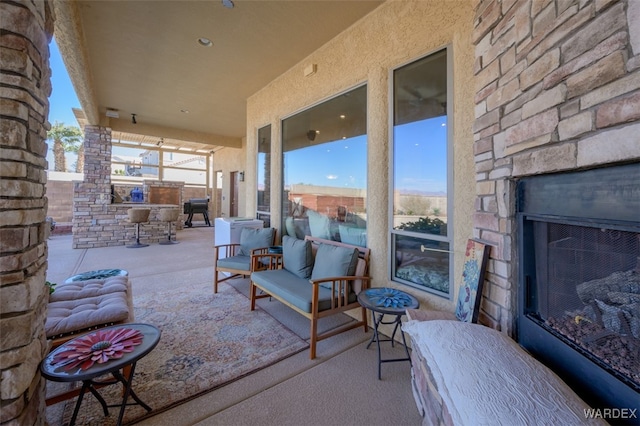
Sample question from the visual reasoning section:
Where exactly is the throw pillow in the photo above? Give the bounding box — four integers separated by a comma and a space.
238, 227, 274, 256
311, 243, 359, 281
282, 236, 314, 279
307, 209, 331, 240
338, 225, 367, 247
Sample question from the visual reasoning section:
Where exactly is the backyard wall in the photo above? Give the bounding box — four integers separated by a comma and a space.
0, 0, 53, 423
472, 0, 640, 332
246, 0, 477, 314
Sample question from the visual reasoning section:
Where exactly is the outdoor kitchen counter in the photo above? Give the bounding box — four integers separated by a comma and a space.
72, 204, 184, 249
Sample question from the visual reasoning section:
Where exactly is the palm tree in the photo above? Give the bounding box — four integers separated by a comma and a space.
47, 122, 83, 172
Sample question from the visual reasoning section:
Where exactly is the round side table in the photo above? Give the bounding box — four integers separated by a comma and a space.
357, 287, 419, 380
41, 323, 160, 426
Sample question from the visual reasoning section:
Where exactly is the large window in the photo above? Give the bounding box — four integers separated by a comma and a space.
282, 85, 367, 246
257, 125, 271, 227
391, 49, 452, 297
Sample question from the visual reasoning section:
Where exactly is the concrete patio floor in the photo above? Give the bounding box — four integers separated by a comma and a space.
45, 226, 422, 425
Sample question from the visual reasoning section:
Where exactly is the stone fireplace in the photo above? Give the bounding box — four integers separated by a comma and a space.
472, 0, 640, 416
517, 163, 639, 412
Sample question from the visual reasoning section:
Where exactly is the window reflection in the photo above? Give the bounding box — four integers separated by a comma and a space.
282, 85, 367, 246
257, 125, 271, 227
391, 48, 451, 296
111, 146, 158, 179
393, 235, 450, 296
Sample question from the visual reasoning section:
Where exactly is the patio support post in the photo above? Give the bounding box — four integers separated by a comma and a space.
0, 0, 55, 422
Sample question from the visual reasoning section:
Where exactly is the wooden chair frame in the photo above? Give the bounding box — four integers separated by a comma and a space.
213, 230, 277, 293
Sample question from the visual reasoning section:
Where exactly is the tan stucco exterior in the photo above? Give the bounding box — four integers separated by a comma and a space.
212, 139, 248, 219
245, 0, 476, 312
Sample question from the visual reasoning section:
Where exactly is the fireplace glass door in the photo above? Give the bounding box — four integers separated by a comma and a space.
517, 162, 640, 414
529, 220, 639, 388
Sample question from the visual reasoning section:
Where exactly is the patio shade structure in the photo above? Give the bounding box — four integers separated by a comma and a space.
53, 0, 384, 149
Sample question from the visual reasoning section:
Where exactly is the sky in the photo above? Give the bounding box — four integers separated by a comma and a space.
47, 39, 82, 170
48, 39, 448, 193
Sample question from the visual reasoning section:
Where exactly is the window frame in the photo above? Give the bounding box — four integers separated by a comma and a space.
280, 83, 368, 245
257, 124, 272, 227
388, 45, 455, 299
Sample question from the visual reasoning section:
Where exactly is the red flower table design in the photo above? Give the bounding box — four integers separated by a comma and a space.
41, 323, 160, 426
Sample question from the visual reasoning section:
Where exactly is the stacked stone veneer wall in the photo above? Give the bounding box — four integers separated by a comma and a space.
73, 127, 187, 248
0, 0, 53, 423
472, 0, 640, 334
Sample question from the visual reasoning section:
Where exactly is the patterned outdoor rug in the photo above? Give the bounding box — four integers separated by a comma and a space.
46, 282, 308, 425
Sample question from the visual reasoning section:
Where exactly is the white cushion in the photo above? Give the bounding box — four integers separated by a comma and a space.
402, 320, 605, 426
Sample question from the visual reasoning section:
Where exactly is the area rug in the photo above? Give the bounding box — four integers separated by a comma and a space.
48, 282, 308, 425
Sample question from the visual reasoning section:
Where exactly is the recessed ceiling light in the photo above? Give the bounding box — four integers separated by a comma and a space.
180, 109, 190, 114
339, 115, 346, 119
198, 38, 213, 47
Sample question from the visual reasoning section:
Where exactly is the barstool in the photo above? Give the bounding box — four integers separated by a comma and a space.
158, 207, 180, 245
127, 208, 151, 248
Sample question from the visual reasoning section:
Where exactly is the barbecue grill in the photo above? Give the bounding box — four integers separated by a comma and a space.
183, 198, 211, 227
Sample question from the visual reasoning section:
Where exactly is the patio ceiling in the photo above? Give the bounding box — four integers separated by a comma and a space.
53, 0, 383, 153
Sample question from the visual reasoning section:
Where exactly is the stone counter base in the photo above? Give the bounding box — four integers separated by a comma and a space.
72, 204, 184, 249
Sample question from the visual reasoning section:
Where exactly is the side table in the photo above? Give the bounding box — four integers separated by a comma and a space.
41, 323, 161, 426
358, 287, 419, 379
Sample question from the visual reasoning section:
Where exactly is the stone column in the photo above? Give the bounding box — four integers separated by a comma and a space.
0, 0, 54, 423
472, 0, 640, 334
72, 125, 112, 248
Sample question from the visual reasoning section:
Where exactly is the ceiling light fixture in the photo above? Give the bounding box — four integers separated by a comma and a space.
131, 114, 137, 124
222, 0, 234, 8
198, 37, 213, 47
105, 108, 119, 118
180, 109, 190, 113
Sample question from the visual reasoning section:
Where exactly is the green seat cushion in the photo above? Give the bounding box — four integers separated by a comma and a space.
217, 255, 251, 271
251, 269, 355, 313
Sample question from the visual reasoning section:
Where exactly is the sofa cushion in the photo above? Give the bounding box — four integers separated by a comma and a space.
217, 255, 251, 271
311, 243, 359, 282
238, 227, 274, 256
338, 225, 367, 247
252, 269, 356, 313
282, 236, 313, 279
307, 209, 331, 239
46, 292, 130, 338
50, 276, 129, 302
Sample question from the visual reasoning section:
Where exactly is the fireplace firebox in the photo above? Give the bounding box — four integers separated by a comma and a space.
517, 163, 640, 418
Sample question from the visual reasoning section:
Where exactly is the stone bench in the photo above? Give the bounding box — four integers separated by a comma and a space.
402, 315, 606, 425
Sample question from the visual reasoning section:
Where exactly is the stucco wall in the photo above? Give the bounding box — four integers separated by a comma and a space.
212, 143, 246, 218
246, 0, 476, 312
